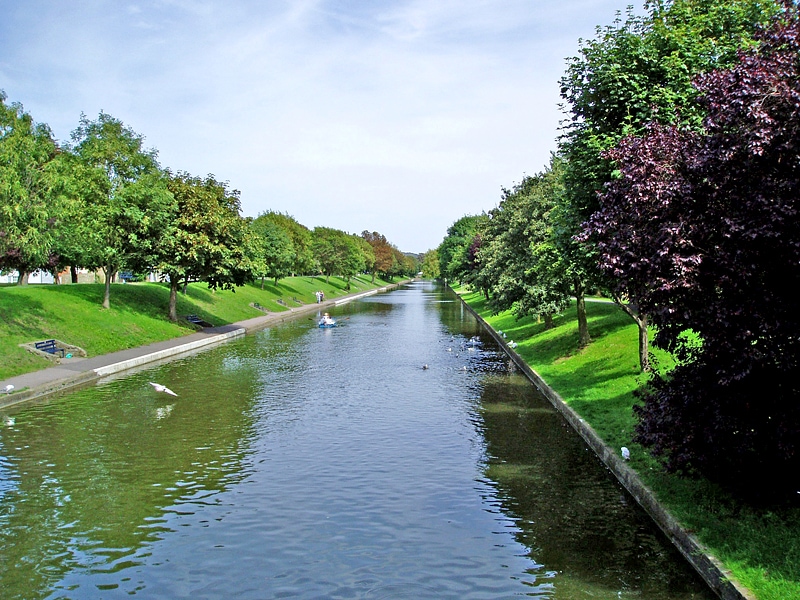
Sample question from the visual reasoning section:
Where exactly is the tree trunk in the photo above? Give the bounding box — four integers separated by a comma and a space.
17, 270, 29, 285
102, 266, 113, 309
615, 299, 650, 371
168, 277, 180, 322
544, 313, 554, 329
71, 265, 78, 284
260, 276, 265, 290
371, 271, 376, 284
575, 278, 590, 348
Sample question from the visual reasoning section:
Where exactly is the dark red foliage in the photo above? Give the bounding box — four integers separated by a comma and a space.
586, 2, 800, 497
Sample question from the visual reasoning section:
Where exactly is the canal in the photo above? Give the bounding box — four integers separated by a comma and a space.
0, 281, 714, 599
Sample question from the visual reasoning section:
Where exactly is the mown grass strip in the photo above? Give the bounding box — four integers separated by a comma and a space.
457, 287, 799, 600
0, 275, 395, 381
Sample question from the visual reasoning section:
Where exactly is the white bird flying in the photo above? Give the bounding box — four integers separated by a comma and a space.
621, 447, 631, 461
149, 382, 178, 397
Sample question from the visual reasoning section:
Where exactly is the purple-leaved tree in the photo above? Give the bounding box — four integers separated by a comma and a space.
587, 0, 800, 498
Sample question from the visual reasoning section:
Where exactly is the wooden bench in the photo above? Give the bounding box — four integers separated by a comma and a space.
35, 339, 65, 357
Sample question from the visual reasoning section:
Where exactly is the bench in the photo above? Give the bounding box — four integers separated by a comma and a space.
35, 339, 65, 357
276, 298, 288, 306
185, 314, 211, 327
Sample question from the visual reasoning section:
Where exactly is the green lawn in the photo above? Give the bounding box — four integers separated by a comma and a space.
0, 274, 397, 381
459, 288, 799, 600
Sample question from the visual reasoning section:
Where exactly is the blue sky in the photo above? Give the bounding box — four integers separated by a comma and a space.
1, 0, 629, 253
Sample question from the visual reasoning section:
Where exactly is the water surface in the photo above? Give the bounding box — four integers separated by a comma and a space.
0, 281, 713, 599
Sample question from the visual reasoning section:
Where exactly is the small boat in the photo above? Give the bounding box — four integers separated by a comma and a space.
318, 313, 337, 328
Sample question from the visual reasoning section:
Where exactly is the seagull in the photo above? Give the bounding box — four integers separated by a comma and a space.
621, 447, 631, 461
149, 382, 178, 396
422, 364, 429, 370
3, 384, 14, 394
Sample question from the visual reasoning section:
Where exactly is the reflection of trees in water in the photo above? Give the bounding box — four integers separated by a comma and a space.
0, 342, 263, 599
477, 374, 712, 599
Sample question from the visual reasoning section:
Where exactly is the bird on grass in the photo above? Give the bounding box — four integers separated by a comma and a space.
621, 447, 630, 461
149, 382, 178, 397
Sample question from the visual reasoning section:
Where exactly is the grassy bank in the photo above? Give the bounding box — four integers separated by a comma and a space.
458, 288, 799, 600
0, 275, 397, 381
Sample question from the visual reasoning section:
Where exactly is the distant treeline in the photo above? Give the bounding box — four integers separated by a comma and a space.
0, 96, 419, 320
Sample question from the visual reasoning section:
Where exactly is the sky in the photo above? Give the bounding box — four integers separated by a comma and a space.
0, 0, 630, 253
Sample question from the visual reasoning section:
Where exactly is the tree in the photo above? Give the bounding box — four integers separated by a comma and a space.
420, 249, 440, 279
259, 211, 316, 276
437, 214, 485, 285
0, 92, 60, 284
361, 231, 394, 283
559, 0, 779, 351
249, 213, 294, 287
311, 227, 369, 287
156, 172, 251, 321
590, 1, 800, 496
70, 112, 172, 308
476, 157, 571, 327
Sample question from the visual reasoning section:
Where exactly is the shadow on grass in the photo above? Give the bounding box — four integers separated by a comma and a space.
0, 294, 52, 339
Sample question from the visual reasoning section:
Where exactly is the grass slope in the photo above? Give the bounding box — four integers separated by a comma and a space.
459, 288, 799, 600
0, 274, 396, 380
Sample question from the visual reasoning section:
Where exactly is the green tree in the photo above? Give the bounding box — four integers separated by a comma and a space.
69, 112, 172, 308
312, 227, 370, 288
259, 211, 316, 275
249, 213, 294, 287
156, 172, 251, 321
437, 214, 485, 285
477, 157, 571, 328
420, 249, 440, 279
0, 92, 60, 284
559, 0, 779, 351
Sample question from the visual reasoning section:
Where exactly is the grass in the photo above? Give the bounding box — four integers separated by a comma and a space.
458, 287, 799, 600
0, 274, 398, 381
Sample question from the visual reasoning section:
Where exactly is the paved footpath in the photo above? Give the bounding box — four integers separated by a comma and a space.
1, 286, 391, 409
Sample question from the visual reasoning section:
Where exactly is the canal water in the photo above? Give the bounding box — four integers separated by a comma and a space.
0, 281, 714, 599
